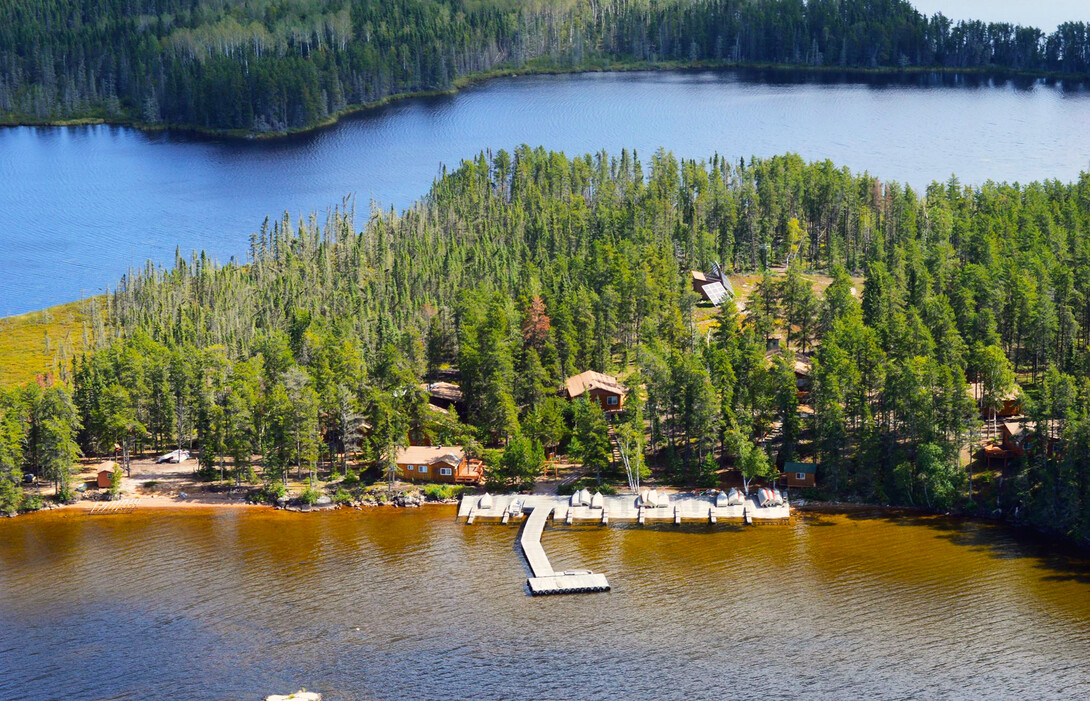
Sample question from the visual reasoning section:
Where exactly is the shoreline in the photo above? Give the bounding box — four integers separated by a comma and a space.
9, 492, 1089, 552
3, 60, 1088, 141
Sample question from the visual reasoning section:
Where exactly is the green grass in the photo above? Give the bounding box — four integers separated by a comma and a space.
0, 299, 102, 388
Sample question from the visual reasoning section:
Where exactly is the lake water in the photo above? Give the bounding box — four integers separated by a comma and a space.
3, 69, 1090, 317
1, 507, 1088, 699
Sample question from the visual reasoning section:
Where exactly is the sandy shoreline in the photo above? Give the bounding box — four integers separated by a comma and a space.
65, 494, 266, 511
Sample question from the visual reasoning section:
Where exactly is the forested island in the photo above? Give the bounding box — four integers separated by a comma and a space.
3, 0, 1090, 135
1, 148, 1088, 543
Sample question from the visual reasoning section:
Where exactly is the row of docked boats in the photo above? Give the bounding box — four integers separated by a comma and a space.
570, 489, 605, 509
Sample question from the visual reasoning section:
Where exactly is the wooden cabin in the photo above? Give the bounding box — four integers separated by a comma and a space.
1001, 421, 1027, 454
985, 420, 1063, 469
395, 446, 482, 484
97, 469, 114, 489
968, 382, 1022, 419
564, 370, 627, 413
982, 421, 1027, 470
783, 462, 816, 488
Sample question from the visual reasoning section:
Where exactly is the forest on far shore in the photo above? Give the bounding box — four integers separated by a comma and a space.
3, 0, 1090, 134
1, 147, 1089, 543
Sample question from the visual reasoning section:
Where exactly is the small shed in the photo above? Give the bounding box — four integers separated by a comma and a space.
783, 462, 816, 488
97, 469, 114, 489
691, 269, 735, 305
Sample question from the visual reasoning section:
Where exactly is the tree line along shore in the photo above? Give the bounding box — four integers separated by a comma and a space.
4, 0, 1090, 137
1, 147, 1089, 545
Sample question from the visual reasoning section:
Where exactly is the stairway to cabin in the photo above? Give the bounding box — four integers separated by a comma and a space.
607, 422, 622, 470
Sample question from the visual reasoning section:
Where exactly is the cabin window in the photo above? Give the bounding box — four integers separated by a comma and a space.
418, 465, 428, 474
440, 467, 453, 476
796, 472, 807, 481
606, 395, 619, 405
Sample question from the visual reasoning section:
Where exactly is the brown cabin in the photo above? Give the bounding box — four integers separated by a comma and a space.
564, 370, 627, 413
968, 382, 1022, 419
97, 469, 114, 489
1001, 422, 1027, 455
782, 462, 816, 488
395, 446, 482, 484
691, 270, 712, 296
986, 420, 1064, 469
982, 421, 1028, 469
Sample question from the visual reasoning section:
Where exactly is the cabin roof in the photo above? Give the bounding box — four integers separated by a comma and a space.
422, 381, 463, 402
784, 462, 816, 474
565, 370, 627, 399
396, 445, 465, 465
968, 382, 1020, 403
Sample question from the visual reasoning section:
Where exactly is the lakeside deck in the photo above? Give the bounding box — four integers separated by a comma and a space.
458, 492, 791, 525
460, 492, 791, 596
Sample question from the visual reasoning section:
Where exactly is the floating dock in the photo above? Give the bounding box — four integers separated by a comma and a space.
519, 504, 611, 596
460, 492, 790, 596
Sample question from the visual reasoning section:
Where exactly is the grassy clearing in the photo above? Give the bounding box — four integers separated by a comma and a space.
0, 299, 100, 388
694, 269, 866, 336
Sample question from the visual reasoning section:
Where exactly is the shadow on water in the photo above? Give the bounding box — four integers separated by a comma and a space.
122, 68, 1090, 149
835, 506, 1090, 584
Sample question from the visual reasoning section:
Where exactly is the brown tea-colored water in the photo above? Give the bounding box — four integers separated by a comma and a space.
1, 507, 1088, 699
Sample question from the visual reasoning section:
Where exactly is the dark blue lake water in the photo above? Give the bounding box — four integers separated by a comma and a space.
2, 69, 1090, 316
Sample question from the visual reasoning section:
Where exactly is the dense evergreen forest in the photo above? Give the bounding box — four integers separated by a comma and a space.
1, 147, 1089, 542
3, 0, 1090, 133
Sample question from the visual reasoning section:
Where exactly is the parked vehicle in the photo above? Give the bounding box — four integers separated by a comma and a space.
156, 449, 190, 464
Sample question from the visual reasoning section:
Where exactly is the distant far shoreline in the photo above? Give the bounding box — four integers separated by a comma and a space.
4, 60, 1088, 142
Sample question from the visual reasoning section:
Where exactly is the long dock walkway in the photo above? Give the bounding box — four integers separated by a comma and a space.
520, 504, 555, 577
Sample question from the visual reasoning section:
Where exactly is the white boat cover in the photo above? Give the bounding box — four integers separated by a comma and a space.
589, 492, 604, 509
727, 488, 745, 506
577, 488, 592, 506
478, 493, 493, 510
509, 499, 522, 515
